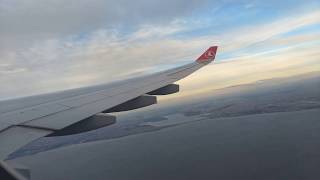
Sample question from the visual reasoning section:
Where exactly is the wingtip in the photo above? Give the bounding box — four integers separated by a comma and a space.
196, 46, 218, 64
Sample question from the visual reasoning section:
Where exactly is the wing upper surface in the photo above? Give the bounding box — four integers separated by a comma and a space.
0, 46, 218, 160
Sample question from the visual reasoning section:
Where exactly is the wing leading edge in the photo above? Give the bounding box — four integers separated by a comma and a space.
0, 46, 218, 161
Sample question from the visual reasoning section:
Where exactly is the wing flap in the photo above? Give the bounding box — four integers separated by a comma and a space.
0, 126, 53, 159
0, 104, 71, 127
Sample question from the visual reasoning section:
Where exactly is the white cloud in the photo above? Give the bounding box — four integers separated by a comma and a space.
131, 20, 187, 40
214, 10, 320, 52
0, 0, 210, 52
0, 2, 319, 100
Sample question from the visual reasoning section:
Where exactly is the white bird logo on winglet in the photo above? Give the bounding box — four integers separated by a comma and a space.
206, 50, 215, 58
196, 46, 218, 63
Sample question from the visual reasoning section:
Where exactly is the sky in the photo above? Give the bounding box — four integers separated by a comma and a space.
0, 0, 319, 100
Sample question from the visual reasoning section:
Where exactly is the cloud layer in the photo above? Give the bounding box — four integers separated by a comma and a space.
0, 0, 319, 100
0, 0, 210, 51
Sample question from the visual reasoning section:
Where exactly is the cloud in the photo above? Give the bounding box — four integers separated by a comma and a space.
130, 20, 188, 40
0, 1, 319, 100
0, 0, 210, 52
213, 10, 320, 53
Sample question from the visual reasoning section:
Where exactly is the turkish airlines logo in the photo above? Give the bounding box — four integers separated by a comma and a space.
196, 46, 218, 63
205, 50, 215, 58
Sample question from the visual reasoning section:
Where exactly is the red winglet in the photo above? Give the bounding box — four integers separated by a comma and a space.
196, 46, 218, 63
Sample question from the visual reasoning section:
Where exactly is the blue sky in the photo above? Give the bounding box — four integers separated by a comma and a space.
0, 0, 319, 99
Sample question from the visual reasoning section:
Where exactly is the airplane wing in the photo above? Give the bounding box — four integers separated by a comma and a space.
0, 46, 217, 179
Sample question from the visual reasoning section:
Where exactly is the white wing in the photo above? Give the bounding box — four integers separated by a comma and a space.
0, 46, 218, 160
